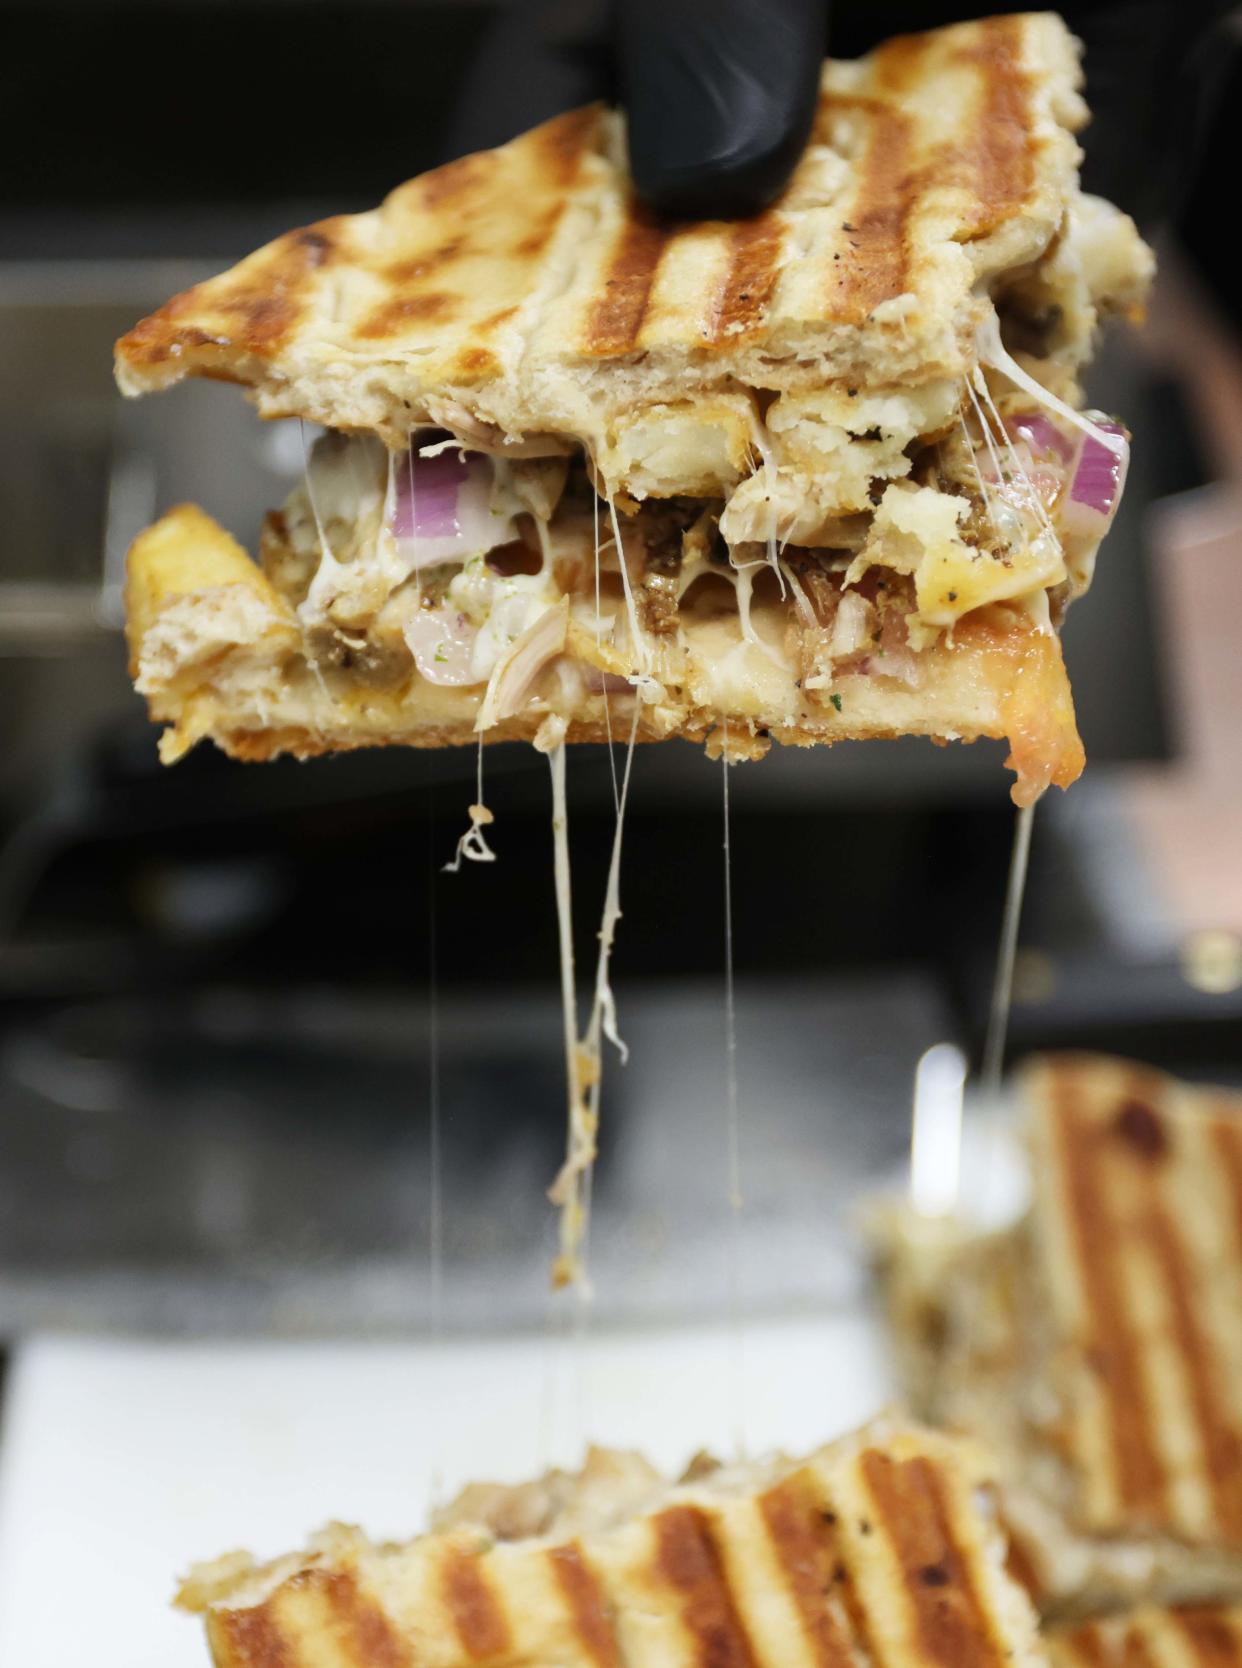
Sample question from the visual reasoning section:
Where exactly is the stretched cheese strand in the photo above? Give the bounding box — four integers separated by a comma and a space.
593, 484, 621, 816
721, 721, 747, 1458
426, 779, 445, 1508
546, 705, 640, 1292
297, 419, 344, 706
443, 737, 497, 872
541, 735, 592, 1292
977, 308, 1126, 456
601, 478, 652, 679
981, 800, 1036, 1097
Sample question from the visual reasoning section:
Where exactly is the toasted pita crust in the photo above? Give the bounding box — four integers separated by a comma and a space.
116, 15, 1087, 452
176, 1417, 1048, 1668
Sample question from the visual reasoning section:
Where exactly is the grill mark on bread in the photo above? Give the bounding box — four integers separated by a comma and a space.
829, 105, 914, 321
516, 205, 565, 259
118, 226, 332, 369
1051, 1079, 1168, 1521
711, 217, 784, 342
999, 1524, 1042, 1604
1114, 1068, 1242, 1540
211, 1604, 292, 1667
954, 16, 1035, 233
442, 1547, 512, 1658
1178, 1608, 1242, 1668
1145, 1202, 1242, 1536
535, 106, 602, 187
319, 1569, 412, 1667
1211, 1117, 1242, 1264
858, 1450, 1004, 1668
758, 1476, 854, 1668
654, 1506, 759, 1668
421, 155, 487, 209
359, 292, 456, 337
585, 210, 672, 356
1062, 1622, 1109, 1668
1120, 1622, 1161, 1668
548, 1543, 621, 1668
383, 240, 465, 286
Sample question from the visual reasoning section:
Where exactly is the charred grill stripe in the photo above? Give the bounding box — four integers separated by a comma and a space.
585, 211, 673, 357
319, 1569, 412, 1667
442, 1548, 512, 1659
1120, 1621, 1163, 1668
857, 1450, 1007, 1668
654, 1506, 760, 1668
758, 1478, 854, 1668
1210, 1116, 1242, 1267
1117, 1077, 1242, 1542
210, 1604, 293, 1668
1051, 1080, 1168, 1520
711, 217, 784, 343
829, 105, 914, 322
1146, 1204, 1242, 1535
1177, 1608, 1242, 1668
1061, 1623, 1111, 1668
999, 1524, 1042, 1605
548, 1543, 621, 1668
536, 106, 601, 187
956, 16, 1035, 231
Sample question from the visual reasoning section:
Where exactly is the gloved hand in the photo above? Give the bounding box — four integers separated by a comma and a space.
443, 0, 1225, 229
442, 0, 829, 220
616, 0, 828, 219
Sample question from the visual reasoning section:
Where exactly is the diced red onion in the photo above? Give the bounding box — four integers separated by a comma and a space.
1005, 411, 1075, 464
403, 607, 483, 686
1059, 422, 1130, 538
389, 448, 514, 568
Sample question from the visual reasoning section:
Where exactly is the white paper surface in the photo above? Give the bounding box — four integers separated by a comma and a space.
0, 1314, 891, 1668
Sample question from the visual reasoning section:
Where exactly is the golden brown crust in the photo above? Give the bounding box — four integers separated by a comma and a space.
179, 1421, 1046, 1668
114, 16, 1087, 445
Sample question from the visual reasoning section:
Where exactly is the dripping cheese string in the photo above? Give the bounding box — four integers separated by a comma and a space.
298, 419, 341, 708
945, 798, 1037, 1385
981, 799, 1036, 1098
721, 719, 747, 1459
443, 737, 497, 872
426, 775, 445, 1510
545, 701, 640, 1292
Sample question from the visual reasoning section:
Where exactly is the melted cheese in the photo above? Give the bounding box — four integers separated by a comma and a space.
976, 307, 1126, 456
443, 737, 497, 872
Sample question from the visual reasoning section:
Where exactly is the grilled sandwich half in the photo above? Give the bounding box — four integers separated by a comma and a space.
871, 1055, 1242, 1619
117, 13, 1151, 804
177, 1417, 1047, 1668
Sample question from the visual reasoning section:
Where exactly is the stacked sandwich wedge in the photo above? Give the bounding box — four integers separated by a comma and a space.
117, 12, 1151, 805
872, 1055, 1242, 1620
177, 1417, 1049, 1668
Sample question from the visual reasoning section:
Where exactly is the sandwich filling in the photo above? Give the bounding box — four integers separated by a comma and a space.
255, 181, 1145, 808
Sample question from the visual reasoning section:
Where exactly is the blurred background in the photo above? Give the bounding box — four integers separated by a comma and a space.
1, 1, 1242, 1659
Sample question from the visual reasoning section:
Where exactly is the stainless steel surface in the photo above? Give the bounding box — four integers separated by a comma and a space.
0, 974, 947, 1334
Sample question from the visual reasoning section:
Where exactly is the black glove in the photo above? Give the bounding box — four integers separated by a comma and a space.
443, 0, 828, 220
443, 1, 1225, 229
617, 0, 828, 219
